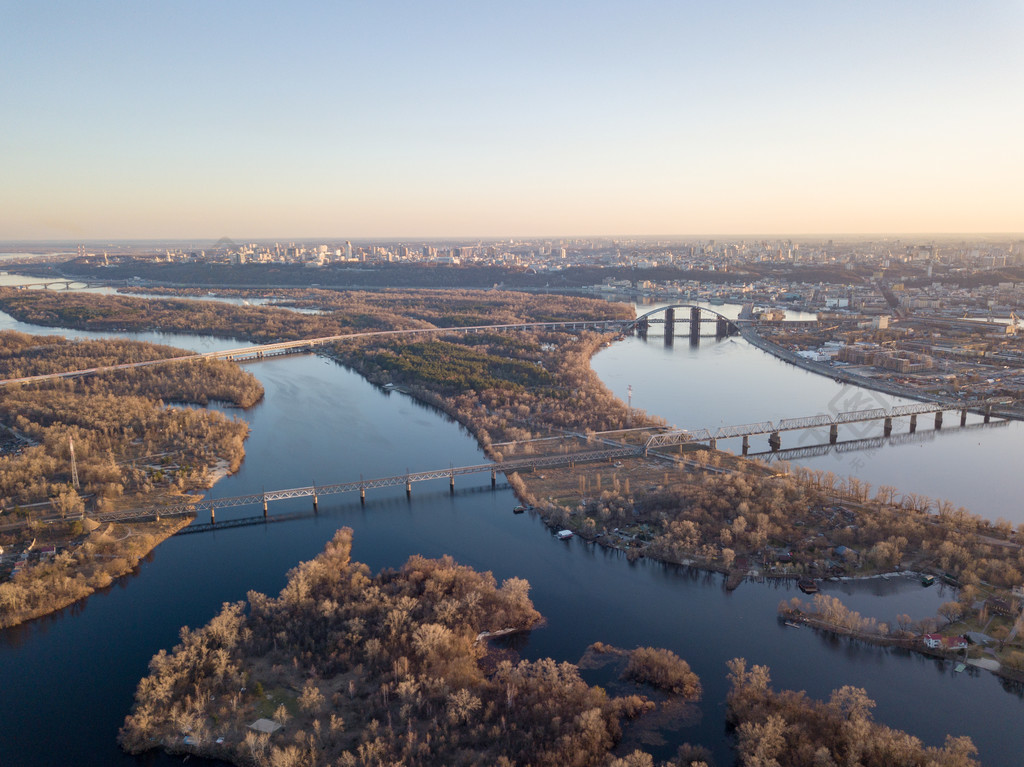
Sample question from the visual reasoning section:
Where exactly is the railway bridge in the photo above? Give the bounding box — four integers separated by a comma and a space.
56, 401, 1007, 532
643, 400, 1000, 454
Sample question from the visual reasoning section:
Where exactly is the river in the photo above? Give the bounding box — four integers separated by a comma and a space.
0, 297, 1022, 766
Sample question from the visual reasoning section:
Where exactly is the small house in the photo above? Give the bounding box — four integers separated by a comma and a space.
923, 634, 944, 649
945, 635, 969, 651
248, 718, 283, 734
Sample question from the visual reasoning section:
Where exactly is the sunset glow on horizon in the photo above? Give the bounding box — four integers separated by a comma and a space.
2, 1, 1022, 240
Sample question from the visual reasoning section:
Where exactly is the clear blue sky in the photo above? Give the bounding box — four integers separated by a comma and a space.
2, 1, 1022, 239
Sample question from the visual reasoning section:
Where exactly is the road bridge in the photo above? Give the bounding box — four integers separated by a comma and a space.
0, 318, 632, 386
0, 302, 830, 385
7, 280, 113, 291
627, 304, 821, 347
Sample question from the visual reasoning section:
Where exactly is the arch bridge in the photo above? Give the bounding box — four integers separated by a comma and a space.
629, 304, 745, 345
7, 280, 112, 291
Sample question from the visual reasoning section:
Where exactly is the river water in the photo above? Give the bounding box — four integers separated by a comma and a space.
0, 295, 1022, 766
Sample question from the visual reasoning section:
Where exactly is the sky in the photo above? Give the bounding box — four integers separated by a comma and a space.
2, 1, 1022, 240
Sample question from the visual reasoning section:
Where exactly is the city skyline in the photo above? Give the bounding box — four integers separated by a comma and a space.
3, 1, 1023, 240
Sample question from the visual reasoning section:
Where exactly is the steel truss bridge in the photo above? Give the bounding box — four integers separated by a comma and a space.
746, 418, 1009, 462
89, 446, 642, 524
76, 398, 1009, 529
643, 400, 996, 453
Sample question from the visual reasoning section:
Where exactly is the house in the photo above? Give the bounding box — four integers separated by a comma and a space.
248, 718, 283, 734
923, 634, 968, 651
945, 635, 969, 651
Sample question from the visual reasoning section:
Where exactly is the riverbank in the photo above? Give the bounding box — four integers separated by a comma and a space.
740, 326, 1024, 421
0, 514, 193, 629
318, 325, 1024, 696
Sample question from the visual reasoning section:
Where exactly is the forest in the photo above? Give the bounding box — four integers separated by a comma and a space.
725, 658, 979, 766
120, 528, 708, 767
0, 331, 262, 628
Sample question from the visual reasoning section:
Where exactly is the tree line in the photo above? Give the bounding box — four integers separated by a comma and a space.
120, 528, 706, 767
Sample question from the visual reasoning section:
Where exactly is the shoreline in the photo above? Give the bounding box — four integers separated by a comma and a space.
320, 337, 1024, 687
739, 326, 1024, 421
0, 514, 194, 630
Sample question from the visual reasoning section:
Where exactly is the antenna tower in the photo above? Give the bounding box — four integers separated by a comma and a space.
69, 435, 80, 489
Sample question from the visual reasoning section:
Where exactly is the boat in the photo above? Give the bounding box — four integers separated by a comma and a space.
798, 577, 819, 594
513, 505, 525, 514
556, 530, 573, 540
784, 621, 802, 628
921, 574, 936, 587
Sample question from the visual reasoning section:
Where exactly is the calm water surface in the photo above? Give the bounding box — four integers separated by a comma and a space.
594, 302, 1024, 525
0, 305, 1022, 766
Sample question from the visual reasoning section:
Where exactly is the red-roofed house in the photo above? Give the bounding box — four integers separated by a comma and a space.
922, 634, 968, 651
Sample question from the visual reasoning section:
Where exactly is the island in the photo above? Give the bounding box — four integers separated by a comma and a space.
0, 331, 262, 628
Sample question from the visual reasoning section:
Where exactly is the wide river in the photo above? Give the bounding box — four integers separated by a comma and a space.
0, 290, 1022, 766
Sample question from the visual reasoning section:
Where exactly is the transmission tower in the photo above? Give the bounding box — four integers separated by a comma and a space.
69, 435, 80, 489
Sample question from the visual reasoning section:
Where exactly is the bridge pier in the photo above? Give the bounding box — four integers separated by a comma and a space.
210, 505, 215, 525
960, 409, 967, 426
909, 414, 917, 433
708, 438, 717, 451
312, 484, 318, 512
636, 318, 648, 340
406, 478, 412, 497
716, 317, 729, 339
741, 435, 749, 455
689, 307, 700, 341
769, 432, 781, 451
883, 417, 892, 437
450, 473, 455, 494
360, 485, 365, 504
664, 307, 674, 344
934, 411, 943, 430
263, 494, 268, 517
491, 468, 496, 488
984, 406, 991, 424
829, 424, 839, 444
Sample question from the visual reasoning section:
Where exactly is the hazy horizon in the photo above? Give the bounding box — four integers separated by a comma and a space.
4, 2, 1022, 240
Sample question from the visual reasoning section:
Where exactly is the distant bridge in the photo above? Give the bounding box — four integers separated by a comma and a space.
0, 318, 632, 386
6, 280, 114, 291
626, 304, 820, 346
0, 303, 822, 386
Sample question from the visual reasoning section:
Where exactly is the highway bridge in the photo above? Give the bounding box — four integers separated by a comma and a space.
5, 280, 116, 291
0, 317, 633, 386
0, 303, 796, 386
